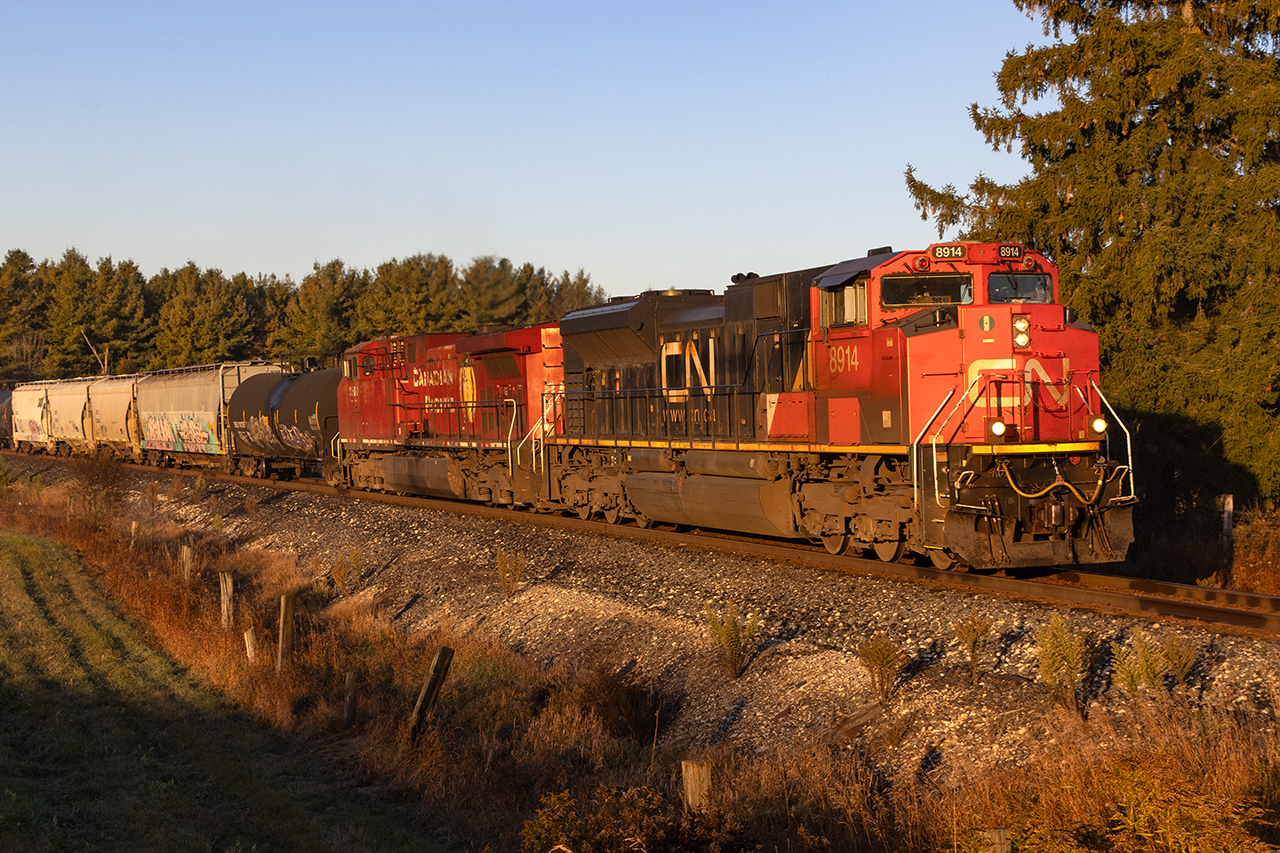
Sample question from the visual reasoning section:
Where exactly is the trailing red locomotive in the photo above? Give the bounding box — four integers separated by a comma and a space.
11, 242, 1135, 570
328, 242, 1134, 569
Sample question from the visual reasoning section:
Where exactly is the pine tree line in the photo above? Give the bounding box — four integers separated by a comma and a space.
0, 248, 605, 381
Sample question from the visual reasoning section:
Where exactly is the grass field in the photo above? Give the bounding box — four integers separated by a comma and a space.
0, 532, 440, 853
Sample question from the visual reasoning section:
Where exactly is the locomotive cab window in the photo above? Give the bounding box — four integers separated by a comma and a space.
988, 273, 1053, 304
819, 275, 868, 328
881, 273, 974, 307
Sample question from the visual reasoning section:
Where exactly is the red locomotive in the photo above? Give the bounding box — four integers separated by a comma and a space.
331, 242, 1134, 569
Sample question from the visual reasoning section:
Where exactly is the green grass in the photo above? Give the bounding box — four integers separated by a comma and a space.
0, 533, 439, 853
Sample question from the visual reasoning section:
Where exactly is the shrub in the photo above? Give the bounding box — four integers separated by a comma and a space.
331, 548, 363, 596
858, 632, 903, 703
953, 613, 993, 686
1111, 631, 1165, 695
67, 450, 125, 526
1161, 633, 1198, 692
496, 547, 526, 599
1037, 613, 1090, 713
704, 600, 760, 679
521, 790, 576, 853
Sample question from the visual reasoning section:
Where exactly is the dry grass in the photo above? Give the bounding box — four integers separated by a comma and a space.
1, 478, 1278, 852
1232, 506, 1280, 594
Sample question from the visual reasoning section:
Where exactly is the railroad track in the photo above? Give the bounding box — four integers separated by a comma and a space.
32, 453, 1266, 636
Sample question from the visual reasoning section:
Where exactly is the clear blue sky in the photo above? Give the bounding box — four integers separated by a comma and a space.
1, 1, 1049, 297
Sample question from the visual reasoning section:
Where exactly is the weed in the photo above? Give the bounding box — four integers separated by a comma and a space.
67, 451, 125, 526
332, 548, 363, 596
858, 632, 903, 703
144, 480, 160, 514
521, 790, 576, 853
166, 476, 184, 502
1161, 633, 1198, 691
243, 493, 259, 519
1037, 613, 1090, 713
496, 548, 526, 599
1111, 631, 1165, 695
0, 457, 13, 491
704, 600, 760, 679
953, 613, 992, 686
191, 476, 208, 503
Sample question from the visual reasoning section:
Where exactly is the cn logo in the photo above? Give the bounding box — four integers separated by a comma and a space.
966, 358, 1072, 407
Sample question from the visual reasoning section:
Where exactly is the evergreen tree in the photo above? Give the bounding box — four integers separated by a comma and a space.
354, 253, 461, 338
459, 256, 527, 329
904, 0, 1280, 500
532, 268, 607, 324
248, 273, 294, 358
90, 257, 150, 374
42, 249, 99, 377
0, 249, 49, 381
280, 259, 370, 360
150, 263, 255, 368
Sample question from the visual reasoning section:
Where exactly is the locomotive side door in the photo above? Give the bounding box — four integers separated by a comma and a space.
811, 275, 873, 445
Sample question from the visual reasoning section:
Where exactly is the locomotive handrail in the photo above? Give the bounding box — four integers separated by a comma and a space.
910, 387, 958, 519
1090, 379, 1136, 499
515, 391, 563, 476
499, 397, 519, 475
931, 372, 1038, 509
922, 374, 988, 512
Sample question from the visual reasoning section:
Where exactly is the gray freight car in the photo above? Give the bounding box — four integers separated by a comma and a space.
135, 362, 285, 467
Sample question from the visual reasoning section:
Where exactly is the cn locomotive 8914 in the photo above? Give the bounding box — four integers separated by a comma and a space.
9, 242, 1135, 570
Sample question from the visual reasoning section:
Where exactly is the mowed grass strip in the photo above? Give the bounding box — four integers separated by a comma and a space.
0, 533, 438, 853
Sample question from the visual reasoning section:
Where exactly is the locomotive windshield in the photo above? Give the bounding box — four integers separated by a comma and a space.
988, 273, 1053, 304
880, 273, 973, 307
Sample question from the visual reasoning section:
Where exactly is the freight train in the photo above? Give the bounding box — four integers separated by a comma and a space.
5, 242, 1136, 570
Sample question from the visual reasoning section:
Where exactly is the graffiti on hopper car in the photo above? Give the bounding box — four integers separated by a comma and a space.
144, 413, 218, 454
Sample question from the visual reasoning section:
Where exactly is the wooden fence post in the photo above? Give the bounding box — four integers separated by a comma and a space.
276, 592, 295, 673
682, 760, 712, 812
219, 572, 234, 631
343, 671, 358, 727
408, 647, 454, 741
181, 545, 195, 583
244, 627, 257, 662
1219, 494, 1235, 567
130, 521, 138, 551
980, 828, 1011, 853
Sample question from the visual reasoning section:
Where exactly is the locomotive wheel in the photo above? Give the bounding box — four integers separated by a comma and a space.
821, 533, 851, 556
633, 515, 652, 529
874, 538, 905, 563
603, 506, 620, 525
928, 549, 956, 570
576, 504, 592, 520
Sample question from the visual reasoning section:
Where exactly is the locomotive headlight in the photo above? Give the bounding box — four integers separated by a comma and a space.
1012, 315, 1031, 349
1091, 416, 1109, 435
990, 420, 1008, 437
